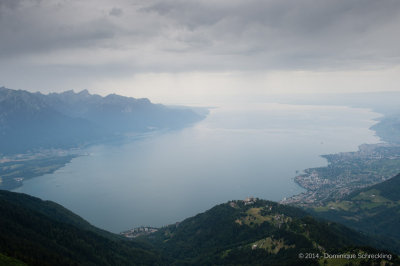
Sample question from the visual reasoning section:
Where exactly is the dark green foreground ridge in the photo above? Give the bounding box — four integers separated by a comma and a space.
0, 190, 163, 266
144, 198, 397, 265
0, 190, 398, 265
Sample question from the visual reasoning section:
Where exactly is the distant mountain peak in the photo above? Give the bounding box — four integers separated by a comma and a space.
78, 89, 90, 95
59, 89, 91, 96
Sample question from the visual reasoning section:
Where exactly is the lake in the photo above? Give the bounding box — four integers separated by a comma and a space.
15, 103, 381, 233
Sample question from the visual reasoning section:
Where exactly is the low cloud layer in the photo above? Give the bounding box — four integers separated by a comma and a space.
1, 0, 400, 96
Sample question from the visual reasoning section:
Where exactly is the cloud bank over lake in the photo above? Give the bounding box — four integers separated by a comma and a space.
1, 0, 400, 103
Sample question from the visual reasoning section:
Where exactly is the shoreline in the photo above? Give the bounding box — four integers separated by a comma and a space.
0, 151, 80, 191
282, 115, 400, 206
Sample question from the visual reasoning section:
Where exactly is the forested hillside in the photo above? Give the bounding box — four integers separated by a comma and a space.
1, 191, 397, 265
143, 198, 396, 265
0, 190, 163, 266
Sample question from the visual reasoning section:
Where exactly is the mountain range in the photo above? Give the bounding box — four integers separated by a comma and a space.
0, 87, 205, 155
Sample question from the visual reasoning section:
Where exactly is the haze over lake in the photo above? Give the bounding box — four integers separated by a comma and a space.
15, 103, 380, 233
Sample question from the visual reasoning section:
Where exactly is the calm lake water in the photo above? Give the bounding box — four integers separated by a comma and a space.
15, 103, 381, 233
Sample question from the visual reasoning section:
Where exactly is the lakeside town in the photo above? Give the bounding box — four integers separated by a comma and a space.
281, 143, 400, 207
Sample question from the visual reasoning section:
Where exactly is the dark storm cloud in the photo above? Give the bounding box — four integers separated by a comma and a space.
0, 2, 118, 58
0, 0, 21, 10
142, 0, 399, 42
141, 0, 400, 68
1, 0, 400, 73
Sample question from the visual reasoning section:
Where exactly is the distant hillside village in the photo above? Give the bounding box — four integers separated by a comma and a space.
120, 226, 158, 238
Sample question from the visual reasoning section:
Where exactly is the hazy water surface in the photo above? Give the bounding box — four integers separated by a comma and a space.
15, 103, 381, 232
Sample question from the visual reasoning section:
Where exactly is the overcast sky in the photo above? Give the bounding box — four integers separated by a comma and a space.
1, 0, 400, 104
